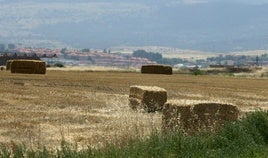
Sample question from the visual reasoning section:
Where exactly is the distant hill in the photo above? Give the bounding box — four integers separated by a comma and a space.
0, 0, 268, 52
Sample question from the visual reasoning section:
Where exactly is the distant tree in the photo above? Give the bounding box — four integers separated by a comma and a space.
158, 58, 184, 65
132, 50, 162, 62
61, 48, 67, 54
192, 66, 204, 76
103, 49, 108, 53
54, 62, 64, 68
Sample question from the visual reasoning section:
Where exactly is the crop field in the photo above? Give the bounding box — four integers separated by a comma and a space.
0, 70, 268, 150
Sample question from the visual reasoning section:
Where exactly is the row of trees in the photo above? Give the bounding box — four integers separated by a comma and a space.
132, 50, 162, 62
132, 50, 185, 65
132, 50, 268, 67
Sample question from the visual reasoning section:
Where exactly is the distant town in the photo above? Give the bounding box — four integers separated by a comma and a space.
1, 43, 268, 69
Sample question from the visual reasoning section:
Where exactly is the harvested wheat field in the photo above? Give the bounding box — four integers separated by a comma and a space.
0, 69, 268, 149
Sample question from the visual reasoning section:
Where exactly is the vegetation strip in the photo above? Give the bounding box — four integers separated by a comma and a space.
1, 111, 268, 157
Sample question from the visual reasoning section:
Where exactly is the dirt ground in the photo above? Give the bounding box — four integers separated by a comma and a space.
0, 69, 267, 149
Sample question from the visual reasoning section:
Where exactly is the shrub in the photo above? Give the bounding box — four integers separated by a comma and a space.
193, 69, 204, 76
242, 111, 268, 144
54, 62, 64, 68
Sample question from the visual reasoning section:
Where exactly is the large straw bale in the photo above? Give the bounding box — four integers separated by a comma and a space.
192, 103, 219, 128
141, 65, 172, 75
162, 100, 240, 133
10, 60, 46, 74
192, 103, 239, 129
217, 103, 239, 121
6, 60, 13, 71
162, 101, 192, 131
129, 85, 167, 112
129, 86, 147, 100
128, 97, 141, 110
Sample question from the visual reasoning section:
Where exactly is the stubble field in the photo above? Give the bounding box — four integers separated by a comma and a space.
0, 70, 268, 150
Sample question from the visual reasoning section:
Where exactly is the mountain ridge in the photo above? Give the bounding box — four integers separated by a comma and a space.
0, 0, 268, 52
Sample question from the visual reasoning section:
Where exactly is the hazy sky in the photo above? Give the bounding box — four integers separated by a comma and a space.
0, 0, 267, 4
1, 0, 268, 51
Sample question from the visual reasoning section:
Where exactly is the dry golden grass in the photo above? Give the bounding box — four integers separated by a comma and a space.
0, 69, 267, 149
234, 66, 268, 78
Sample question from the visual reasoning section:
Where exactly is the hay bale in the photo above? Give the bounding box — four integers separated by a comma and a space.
217, 103, 239, 121
129, 85, 167, 112
128, 97, 141, 110
6, 60, 13, 71
162, 101, 192, 131
192, 103, 219, 128
192, 103, 239, 129
162, 100, 240, 133
10, 60, 46, 74
141, 65, 172, 75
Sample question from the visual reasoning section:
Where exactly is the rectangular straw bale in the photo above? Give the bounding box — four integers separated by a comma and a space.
163, 65, 172, 74
162, 103, 179, 131
129, 86, 147, 99
192, 103, 219, 126
35, 61, 46, 74
217, 103, 239, 121
128, 97, 141, 110
129, 85, 167, 112
141, 65, 155, 74
191, 103, 216, 129
141, 65, 172, 75
162, 101, 191, 131
192, 103, 239, 130
6, 60, 13, 71
192, 103, 239, 122
10, 60, 46, 74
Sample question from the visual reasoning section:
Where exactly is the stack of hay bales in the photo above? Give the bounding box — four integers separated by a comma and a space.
141, 64, 172, 75
10, 60, 46, 74
129, 85, 167, 112
162, 100, 239, 133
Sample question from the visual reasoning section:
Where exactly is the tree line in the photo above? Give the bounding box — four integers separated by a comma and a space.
132, 50, 185, 65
